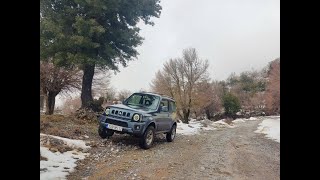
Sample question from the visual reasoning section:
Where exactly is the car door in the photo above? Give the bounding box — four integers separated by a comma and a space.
155, 99, 170, 132
168, 100, 177, 127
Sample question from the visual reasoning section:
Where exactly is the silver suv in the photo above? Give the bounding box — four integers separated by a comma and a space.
98, 92, 177, 149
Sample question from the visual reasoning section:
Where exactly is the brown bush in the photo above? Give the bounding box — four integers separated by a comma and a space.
40, 120, 52, 132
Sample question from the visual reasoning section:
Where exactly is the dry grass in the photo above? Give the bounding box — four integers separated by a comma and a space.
41, 114, 66, 122
40, 113, 100, 140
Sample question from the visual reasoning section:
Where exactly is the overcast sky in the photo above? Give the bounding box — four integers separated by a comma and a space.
112, 0, 280, 93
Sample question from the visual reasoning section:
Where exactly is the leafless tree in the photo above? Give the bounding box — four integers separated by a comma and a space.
117, 90, 132, 101
40, 61, 81, 115
92, 68, 112, 98
61, 96, 81, 115
151, 48, 209, 123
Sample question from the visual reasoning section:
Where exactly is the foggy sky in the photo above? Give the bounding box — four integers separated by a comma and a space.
110, 0, 280, 93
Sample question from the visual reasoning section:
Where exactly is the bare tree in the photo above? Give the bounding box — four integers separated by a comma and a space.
92, 68, 112, 98
104, 87, 117, 102
151, 48, 209, 123
61, 96, 81, 115
40, 62, 81, 115
117, 90, 132, 102
196, 81, 224, 119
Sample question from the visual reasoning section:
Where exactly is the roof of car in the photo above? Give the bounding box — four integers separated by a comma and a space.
134, 92, 175, 101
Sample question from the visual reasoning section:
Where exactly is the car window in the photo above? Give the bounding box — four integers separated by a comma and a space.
125, 93, 160, 111
128, 94, 142, 104
160, 100, 169, 112
169, 101, 176, 112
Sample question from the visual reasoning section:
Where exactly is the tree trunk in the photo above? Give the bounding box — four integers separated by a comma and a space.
205, 109, 212, 119
81, 64, 95, 109
45, 92, 57, 115
182, 108, 190, 123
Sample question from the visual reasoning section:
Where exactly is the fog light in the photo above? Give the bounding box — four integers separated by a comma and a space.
134, 125, 140, 130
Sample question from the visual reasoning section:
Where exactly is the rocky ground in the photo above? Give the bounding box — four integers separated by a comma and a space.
55, 119, 280, 180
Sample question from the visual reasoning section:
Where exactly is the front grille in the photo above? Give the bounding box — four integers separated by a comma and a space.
105, 119, 128, 127
111, 109, 130, 117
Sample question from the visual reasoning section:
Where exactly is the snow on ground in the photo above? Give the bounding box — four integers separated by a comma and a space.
40, 133, 90, 151
176, 116, 280, 137
40, 147, 88, 180
40, 134, 90, 180
211, 119, 235, 128
176, 120, 203, 135
232, 119, 246, 123
254, 117, 280, 143
176, 119, 225, 135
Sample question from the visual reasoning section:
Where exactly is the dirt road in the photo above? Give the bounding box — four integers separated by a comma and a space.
68, 120, 280, 180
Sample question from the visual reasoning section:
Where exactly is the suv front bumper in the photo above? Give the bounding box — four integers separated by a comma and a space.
99, 115, 146, 136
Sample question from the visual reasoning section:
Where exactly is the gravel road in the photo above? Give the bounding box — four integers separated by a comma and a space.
68, 119, 280, 180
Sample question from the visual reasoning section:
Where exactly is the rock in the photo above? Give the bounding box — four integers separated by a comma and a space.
188, 125, 194, 128
134, 174, 137, 177
49, 147, 59, 153
200, 167, 205, 171
64, 167, 70, 169
53, 165, 59, 168
83, 148, 89, 153
84, 135, 89, 139
40, 168, 47, 171
64, 146, 73, 152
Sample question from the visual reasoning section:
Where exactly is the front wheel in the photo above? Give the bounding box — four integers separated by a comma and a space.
140, 126, 155, 149
166, 124, 176, 142
98, 125, 114, 139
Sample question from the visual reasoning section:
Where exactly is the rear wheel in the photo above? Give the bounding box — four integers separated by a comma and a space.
166, 124, 176, 142
140, 126, 155, 149
98, 125, 114, 139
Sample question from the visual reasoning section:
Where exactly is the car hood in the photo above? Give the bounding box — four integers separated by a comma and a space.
107, 104, 154, 114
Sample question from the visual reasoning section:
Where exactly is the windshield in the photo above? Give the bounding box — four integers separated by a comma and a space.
124, 93, 160, 111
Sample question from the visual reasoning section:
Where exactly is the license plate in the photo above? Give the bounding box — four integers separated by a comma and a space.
106, 123, 123, 132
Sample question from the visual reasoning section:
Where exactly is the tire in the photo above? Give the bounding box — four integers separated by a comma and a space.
166, 124, 176, 142
98, 125, 114, 139
140, 126, 155, 149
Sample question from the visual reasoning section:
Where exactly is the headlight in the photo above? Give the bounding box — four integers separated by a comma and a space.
105, 108, 110, 115
133, 114, 140, 121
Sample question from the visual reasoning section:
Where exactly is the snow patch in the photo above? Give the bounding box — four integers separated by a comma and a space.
176, 119, 216, 135
212, 119, 234, 128
40, 134, 90, 180
248, 117, 258, 121
254, 117, 280, 143
40, 133, 90, 151
40, 146, 88, 180
176, 121, 201, 135
232, 119, 246, 123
